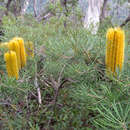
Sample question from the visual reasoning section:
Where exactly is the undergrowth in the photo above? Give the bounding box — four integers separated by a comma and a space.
0, 15, 130, 130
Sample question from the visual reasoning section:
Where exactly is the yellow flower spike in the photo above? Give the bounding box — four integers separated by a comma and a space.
118, 29, 125, 71
10, 51, 19, 80
115, 28, 121, 71
8, 41, 14, 50
111, 30, 117, 75
8, 40, 21, 70
4, 51, 19, 80
106, 28, 114, 75
14, 41, 21, 70
4, 52, 13, 77
106, 27, 125, 77
13, 37, 26, 68
18, 38, 26, 67
25, 41, 34, 58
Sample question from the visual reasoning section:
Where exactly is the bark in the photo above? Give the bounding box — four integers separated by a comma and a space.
13, 0, 17, 16
100, 0, 108, 23
33, 0, 37, 17
84, 0, 104, 34
5, 0, 13, 15
6, 0, 13, 11
20, 0, 30, 16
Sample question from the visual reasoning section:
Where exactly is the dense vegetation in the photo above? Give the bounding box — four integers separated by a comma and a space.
0, 6, 130, 130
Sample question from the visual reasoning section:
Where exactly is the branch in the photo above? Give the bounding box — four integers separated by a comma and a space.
5, 0, 13, 15
100, 0, 108, 23
120, 14, 130, 27
33, 0, 37, 17
6, 0, 13, 10
58, 64, 66, 83
42, 12, 54, 20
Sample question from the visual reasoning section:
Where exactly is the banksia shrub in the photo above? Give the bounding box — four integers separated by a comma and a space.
4, 51, 19, 80
105, 27, 125, 76
1, 37, 32, 80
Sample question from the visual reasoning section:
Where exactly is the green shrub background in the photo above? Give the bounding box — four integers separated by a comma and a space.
0, 14, 130, 130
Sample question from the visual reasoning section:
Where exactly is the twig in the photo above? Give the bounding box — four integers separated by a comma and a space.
0, 102, 17, 111
34, 58, 42, 107
58, 64, 66, 84
34, 74, 42, 106
47, 65, 66, 127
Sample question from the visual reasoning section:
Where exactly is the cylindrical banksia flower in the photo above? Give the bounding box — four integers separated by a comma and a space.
4, 51, 19, 80
13, 37, 26, 68
106, 27, 125, 76
8, 40, 21, 70
25, 41, 34, 58
8, 37, 27, 68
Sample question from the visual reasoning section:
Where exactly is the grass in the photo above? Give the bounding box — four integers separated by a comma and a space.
0, 14, 130, 130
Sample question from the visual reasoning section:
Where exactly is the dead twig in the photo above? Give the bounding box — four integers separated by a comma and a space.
49, 64, 66, 106
58, 64, 66, 84
34, 58, 42, 107
34, 74, 42, 106
47, 64, 66, 127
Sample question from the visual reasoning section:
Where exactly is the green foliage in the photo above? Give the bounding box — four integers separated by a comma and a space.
94, 102, 130, 129
0, 13, 130, 130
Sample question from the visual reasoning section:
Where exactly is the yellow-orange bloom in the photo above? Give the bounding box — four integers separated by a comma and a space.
8, 40, 21, 70
15, 37, 26, 68
4, 51, 19, 80
12, 37, 27, 68
106, 27, 125, 76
